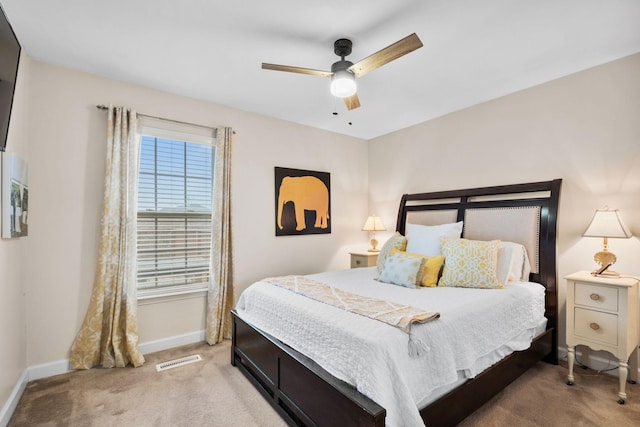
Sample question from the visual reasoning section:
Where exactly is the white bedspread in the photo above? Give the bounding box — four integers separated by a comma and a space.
235, 267, 546, 427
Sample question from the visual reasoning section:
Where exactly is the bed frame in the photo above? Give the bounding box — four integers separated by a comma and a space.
231, 179, 562, 426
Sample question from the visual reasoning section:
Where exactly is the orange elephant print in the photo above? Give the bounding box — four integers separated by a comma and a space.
277, 176, 330, 232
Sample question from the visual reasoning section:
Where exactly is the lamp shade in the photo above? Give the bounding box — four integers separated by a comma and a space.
583, 208, 632, 238
362, 215, 386, 232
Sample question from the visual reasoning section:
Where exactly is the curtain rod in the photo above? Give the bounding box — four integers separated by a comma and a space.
96, 104, 235, 134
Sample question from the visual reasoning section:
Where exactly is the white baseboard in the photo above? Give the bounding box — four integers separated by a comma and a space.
0, 369, 27, 427
28, 359, 72, 381
137, 330, 206, 355
25, 330, 207, 381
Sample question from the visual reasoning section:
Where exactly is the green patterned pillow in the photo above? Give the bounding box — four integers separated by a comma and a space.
378, 253, 423, 288
376, 232, 408, 273
438, 238, 503, 289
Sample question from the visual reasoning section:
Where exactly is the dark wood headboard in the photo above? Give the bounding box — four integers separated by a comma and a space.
395, 179, 562, 363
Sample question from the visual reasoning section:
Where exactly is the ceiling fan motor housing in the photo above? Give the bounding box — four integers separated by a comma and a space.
334, 38, 352, 58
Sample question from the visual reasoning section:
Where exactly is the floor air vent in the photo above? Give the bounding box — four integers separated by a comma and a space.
155, 354, 202, 372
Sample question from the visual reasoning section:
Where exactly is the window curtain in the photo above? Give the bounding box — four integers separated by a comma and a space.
206, 127, 234, 344
69, 105, 145, 369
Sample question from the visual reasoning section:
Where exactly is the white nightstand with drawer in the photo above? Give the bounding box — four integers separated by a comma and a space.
350, 252, 378, 269
565, 271, 639, 404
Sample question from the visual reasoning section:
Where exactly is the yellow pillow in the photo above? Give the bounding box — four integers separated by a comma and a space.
438, 238, 502, 289
390, 248, 445, 287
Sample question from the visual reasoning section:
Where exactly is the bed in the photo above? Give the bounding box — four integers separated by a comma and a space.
231, 179, 562, 426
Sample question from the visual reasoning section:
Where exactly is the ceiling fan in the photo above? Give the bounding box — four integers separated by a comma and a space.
262, 33, 423, 111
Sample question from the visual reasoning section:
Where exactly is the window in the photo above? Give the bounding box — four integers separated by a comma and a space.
136, 118, 215, 298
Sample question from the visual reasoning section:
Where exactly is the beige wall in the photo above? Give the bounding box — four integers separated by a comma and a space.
0, 52, 29, 411
368, 53, 640, 350
22, 60, 369, 364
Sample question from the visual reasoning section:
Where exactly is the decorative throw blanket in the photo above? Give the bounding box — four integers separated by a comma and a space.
264, 275, 440, 355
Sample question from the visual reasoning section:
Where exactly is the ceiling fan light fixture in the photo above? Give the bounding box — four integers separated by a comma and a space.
330, 70, 356, 98
330, 60, 356, 98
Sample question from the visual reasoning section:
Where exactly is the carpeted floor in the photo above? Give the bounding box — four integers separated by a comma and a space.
459, 358, 639, 427
9, 341, 286, 427
8, 341, 640, 426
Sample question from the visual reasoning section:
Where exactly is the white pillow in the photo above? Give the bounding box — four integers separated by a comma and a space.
405, 221, 463, 256
378, 253, 423, 288
496, 241, 531, 284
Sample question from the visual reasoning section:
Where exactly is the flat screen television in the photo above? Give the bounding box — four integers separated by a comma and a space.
0, 3, 21, 152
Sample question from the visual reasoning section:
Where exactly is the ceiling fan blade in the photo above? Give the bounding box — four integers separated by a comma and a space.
262, 63, 332, 77
349, 33, 423, 78
343, 94, 361, 111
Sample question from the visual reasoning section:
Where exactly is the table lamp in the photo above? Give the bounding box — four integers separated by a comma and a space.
583, 207, 632, 276
362, 215, 386, 252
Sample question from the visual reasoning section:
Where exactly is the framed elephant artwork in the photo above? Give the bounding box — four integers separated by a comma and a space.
275, 167, 331, 236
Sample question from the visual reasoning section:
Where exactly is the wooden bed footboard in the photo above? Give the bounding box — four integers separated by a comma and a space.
232, 310, 553, 427
232, 311, 386, 427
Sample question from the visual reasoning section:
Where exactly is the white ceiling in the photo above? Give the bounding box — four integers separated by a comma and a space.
2, 0, 640, 140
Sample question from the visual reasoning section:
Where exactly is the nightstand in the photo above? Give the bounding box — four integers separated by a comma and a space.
350, 251, 378, 268
565, 271, 639, 404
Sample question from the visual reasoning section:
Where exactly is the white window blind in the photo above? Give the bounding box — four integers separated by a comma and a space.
136, 118, 215, 298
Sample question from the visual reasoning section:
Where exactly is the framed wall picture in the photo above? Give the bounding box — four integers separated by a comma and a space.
1, 152, 28, 238
275, 167, 331, 236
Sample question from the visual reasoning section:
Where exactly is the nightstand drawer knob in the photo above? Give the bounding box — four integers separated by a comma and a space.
356, 260, 361, 265
589, 293, 601, 301
589, 322, 600, 330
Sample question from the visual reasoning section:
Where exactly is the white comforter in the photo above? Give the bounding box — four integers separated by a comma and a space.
235, 267, 546, 427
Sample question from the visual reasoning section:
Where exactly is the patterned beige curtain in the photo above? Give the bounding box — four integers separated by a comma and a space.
206, 127, 234, 344
70, 106, 145, 369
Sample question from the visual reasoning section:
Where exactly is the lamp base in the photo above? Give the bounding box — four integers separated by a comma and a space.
594, 249, 617, 268
368, 237, 379, 252
591, 249, 620, 277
